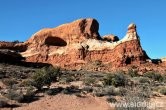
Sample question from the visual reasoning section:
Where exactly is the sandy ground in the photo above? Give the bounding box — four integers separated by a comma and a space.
150, 95, 166, 110
13, 94, 110, 110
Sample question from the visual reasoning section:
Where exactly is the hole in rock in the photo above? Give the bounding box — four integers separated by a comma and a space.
125, 57, 131, 64
45, 36, 67, 46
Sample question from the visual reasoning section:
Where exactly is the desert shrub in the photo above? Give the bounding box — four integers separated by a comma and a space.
61, 88, 70, 94
5, 86, 36, 103
103, 74, 114, 86
61, 86, 80, 94
45, 89, 56, 95
5, 89, 24, 102
92, 87, 105, 97
83, 77, 96, 86
59, 76, 74, 84
160, 87, 166, 95
82, 86, 93, 93
140, 83, 152, 98
139, 77, 151, 84
19, 79, 33, 87
115, 89, 149, 110
0, 98, 8, 108
45, 87, 63, 95
103, 71, 127, 87
162, 74, 166, 83
93, 60, 102, 66
117, 87, 128, 96
106, 97, 117, 103
22, 86, 36, 102
32, 66, 60, 90
2, 78, 18, 88
93, 91, 105, 97
92, 86, 121, 97
143, 71, 163, 82
128, 69, 139, 77
103, 86, 119, 96
74, 93, 82, 97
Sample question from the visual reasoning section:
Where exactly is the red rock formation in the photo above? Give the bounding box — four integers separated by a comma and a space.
25, 18, 100, 47
0, 41, 15, 49
0, 18, 150, 70
161, 58, 166, 67
0, 49, 23, 63
102, 34, 119, 42
15, 18, 148, 69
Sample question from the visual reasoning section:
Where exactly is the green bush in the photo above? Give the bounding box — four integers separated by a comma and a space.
162, 74, 166, 83
32, 66, 60, 90
106, 97, 117, 103
143, 71, 163, 82
59, 77, 74, 84
103, 86, 119, 96
5, 89, 24, 102
82, 86, 93, 93
93, 87, 105, 97
5, 86, 36, 103
115, 88, 149, 110
139, 77, 151, 84
160, 87, 166, 95
128, 69, 139, 77
2, 78, 18, 88
117, 87, 128, 96
20, 79, 33, 87
22, 87, 36, 102
103, 71, 127, 87
83, 77, 96, 86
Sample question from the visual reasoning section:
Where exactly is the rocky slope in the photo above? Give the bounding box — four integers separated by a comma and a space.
0, 18, 165, 71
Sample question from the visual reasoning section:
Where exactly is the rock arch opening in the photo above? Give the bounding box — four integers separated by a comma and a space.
45, 36, 67, 46
125, 57, 131, 64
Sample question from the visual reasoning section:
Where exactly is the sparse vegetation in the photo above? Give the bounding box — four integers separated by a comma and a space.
106, 97, 117, 103
103, 71, 128, 87
160, 87, 166, 95
115, 86, 150, 110
139, 77, 151, 84
128, 68, 139, 77
143, 71, 163, 82
83, 77, 96, 86
5, 89, 24, 102
82, 86, 93, 93
0, 62, 166, 110
32, 66, 60, 90
2, 78, 18, 88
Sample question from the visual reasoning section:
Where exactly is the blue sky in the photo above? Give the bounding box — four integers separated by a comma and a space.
0, 0, 166, 58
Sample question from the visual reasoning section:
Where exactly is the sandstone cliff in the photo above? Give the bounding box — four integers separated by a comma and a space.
0, 18, 153, 70
14, 19, 148, 69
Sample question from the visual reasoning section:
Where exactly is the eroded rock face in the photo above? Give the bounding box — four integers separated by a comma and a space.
18, 19, 148, 69
26, 18, 100, 47
0, 49, 23, 63
0, 41, 16, 50
102, 34, 119, 42
161, 58, 166, 67
0, 18, 150, 70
